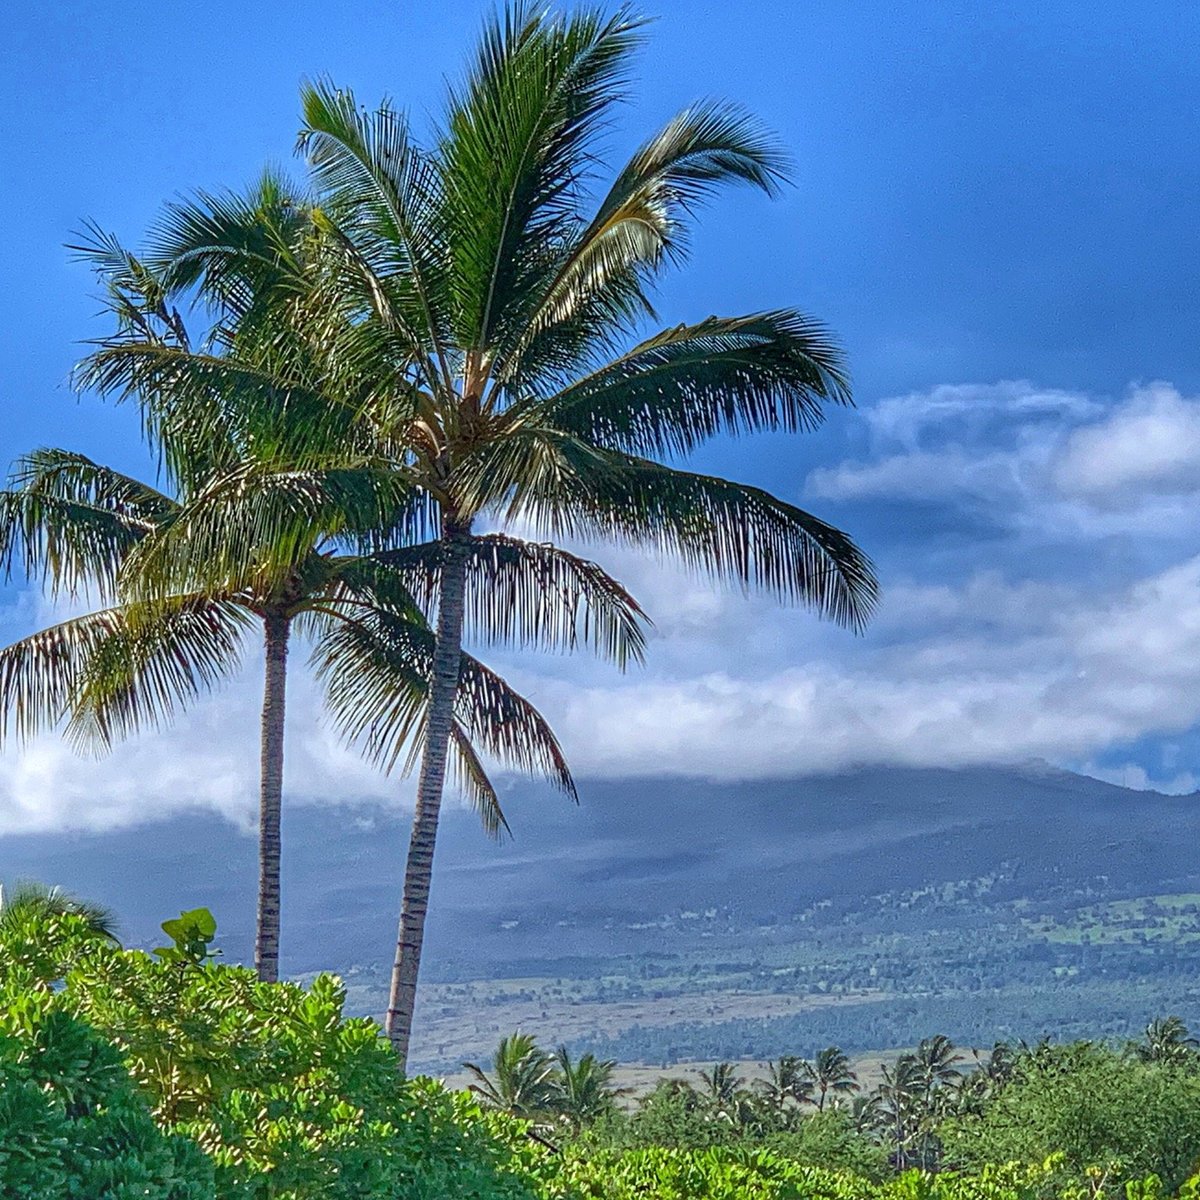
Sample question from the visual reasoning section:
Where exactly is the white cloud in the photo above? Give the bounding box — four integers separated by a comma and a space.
6, 379, 1200, 833
507, 556, 1200, 781
1054, 382, 1200, 505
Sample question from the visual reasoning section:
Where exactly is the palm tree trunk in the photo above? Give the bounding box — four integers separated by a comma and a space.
385, 525, 470, 1069
255, 611, 290, 983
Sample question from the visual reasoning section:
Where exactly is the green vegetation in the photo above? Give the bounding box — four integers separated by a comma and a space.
6, 902, 1200, 1196
0, 2, 1189, 1196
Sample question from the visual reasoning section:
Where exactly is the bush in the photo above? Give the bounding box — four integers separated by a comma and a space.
1, 906, 548, 1199
763, 1109, 890, 1180
941, 1043, 1200, 1193
0, 924, 213, 1199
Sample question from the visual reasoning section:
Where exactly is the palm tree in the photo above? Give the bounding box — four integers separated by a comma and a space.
1133, 1016, 1199, 1065
15, 187, 644, 988
876, 1055, 921, 1170
0, 880, 118, 941
551, 1046, 630, 1127
464, 1033, 559, 1120
906, 1035, 961, 1169
83, 4, 876, 1067
801, 1046, 859, 1110
695, 1061, 749, 1124
756, 1055, 814, 1113
301, 6, 874, 1068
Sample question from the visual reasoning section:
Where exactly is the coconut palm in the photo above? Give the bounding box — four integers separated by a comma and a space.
756, 1055, 814, 1112
876, 1055, 921, 1170
464, 1033, 559, 1120
0, 880, 118, 941
694, 1061, 752, 1125
300, 6, 874, 1068
800, 1046, 859, 1110
551, 1046, 630, 1127
82, 4, 876, 1067
910, 1034, 963, 1098
1133, 1016, 1199, 1066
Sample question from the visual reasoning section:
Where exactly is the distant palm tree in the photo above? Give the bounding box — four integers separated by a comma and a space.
906, 1035, 962, 1169
464, 1033, 559, 1120
876, 1055, 921, 1170
0, 881, 118, 941
692, 1061, 755, 1125
756, 1055, 814, 1112
911, 1034, 963, 1095
552, 1046, 630, 1127
801, 1046, 859, 1110
1133, 1016, 1199, 1065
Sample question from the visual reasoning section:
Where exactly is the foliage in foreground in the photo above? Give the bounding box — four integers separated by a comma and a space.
6, 906, 1200, 1199
0, 906, 545, 1199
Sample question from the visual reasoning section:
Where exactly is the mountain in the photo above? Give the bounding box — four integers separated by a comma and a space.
5, 764, 1200, 1068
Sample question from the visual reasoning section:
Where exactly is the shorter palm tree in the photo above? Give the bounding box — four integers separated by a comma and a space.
552, 1047, 630, 1127
801, 1046, 859, 1110
1133, 1017, 1199, 1066
0, 881, 118, 941
463, 1033, 559, 1121
756, 1056, 814, 1113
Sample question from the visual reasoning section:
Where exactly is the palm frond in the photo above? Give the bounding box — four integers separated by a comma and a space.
371, 533, 648, 666
525, 310, 849, 457
121, 462, 421, 601
492, 435, 877, 630
312, 607, 576, 801
500, 99, 789, 385
0, 598, 249, 750
0, 451, 172, 601
438, 3, 648, 354
298, 78, 450, 385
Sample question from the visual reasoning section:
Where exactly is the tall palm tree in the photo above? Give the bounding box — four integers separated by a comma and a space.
0, 880, 118, 941
552, 1046, 630, 1127
5, 208, 639, 985
84, 5, 876, 1067
801, 1046, 859, 1110
463, 1032, 560, 1120
300, 6, 874, 1068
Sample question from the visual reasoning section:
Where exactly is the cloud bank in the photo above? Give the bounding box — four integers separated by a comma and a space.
4, 380, 1200, 834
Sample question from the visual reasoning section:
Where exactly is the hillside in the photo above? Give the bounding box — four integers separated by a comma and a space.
5, 763, 1200, 1069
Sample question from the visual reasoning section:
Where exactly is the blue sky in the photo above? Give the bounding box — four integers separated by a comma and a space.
2, 1, 1200, 831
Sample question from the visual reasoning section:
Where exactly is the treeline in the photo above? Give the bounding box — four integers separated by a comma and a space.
571, 980, 1200, 1068
465, 1024, 1200, 1191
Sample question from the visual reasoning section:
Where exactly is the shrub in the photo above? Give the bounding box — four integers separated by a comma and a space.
1, 906, 548, 1199
0, 949, 214, 1199
940, 1043, 1200, 1193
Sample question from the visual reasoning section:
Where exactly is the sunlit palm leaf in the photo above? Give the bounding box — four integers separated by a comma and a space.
528, 310, 850, 457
